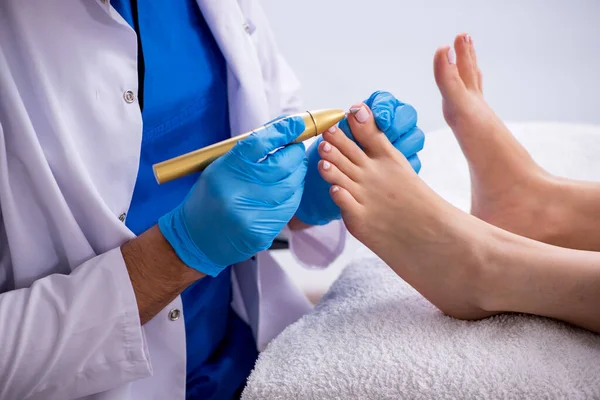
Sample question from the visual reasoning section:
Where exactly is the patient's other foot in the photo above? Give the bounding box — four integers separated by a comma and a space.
318, 104, 495, 320
433, 34, 560, 242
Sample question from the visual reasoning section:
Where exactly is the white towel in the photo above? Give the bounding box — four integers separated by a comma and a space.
243, 257, 600, 399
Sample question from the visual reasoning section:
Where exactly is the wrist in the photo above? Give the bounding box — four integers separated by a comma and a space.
158, 208, 227, 277
122, 226, 204, 324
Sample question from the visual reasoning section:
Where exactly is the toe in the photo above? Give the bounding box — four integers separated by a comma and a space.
433, 45, 467, 101
323, 126, 369, 167
318, 160, 362, 202
318, 140, 362, 182
330, 185, 361, 214
467, 36, 483, 92
347, 104, 396, 158
454, 33, 479, 91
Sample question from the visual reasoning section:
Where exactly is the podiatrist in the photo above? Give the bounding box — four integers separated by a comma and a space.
0, 1, 425, 399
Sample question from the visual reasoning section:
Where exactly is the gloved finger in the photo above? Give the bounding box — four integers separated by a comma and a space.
366, 91, 399, 132
253, 142, 307, 184
232, 115, 306, 162
392, 127, 425, 157
261, 156, 308, 206
264, 114, 288, 125
407, 154, 422, 174
367, 91, 418, 143
382, 103, 418, 143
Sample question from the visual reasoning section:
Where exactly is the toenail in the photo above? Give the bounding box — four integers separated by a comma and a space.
322, 142, 332, 152
465, 35, 472, 44
447, 47, 456, 64
352, 106, 369, 123
322, 160, 331, 170
331, 186, 340, 194
326, 126, 336, 134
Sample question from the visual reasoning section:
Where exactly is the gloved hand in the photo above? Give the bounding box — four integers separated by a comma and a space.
295, 91, 425, 226
158, 116, 308, 276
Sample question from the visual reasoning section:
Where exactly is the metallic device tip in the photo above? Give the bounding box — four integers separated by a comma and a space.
349, 107, 362, 114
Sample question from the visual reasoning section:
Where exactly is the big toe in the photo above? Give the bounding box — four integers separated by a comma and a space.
347, 103, 395, 158
433, 45, 467, 101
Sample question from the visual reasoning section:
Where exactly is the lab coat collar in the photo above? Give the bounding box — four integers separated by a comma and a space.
196, 0, 260, 88
96, 0, 271, 134
197, 0, 271, 134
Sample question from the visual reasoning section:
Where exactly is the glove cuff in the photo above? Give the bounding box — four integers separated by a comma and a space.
158, 208, 227, 277
294, 206, 335, 226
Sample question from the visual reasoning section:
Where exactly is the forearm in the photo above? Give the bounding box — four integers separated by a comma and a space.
122, 225, 204, 324
484, 224, 600, 333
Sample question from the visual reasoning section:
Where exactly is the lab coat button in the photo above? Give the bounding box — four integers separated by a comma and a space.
243, 23, 251, 34
123, 90, 135, 104
168, 309, 181, 321
118, 213, 126, 222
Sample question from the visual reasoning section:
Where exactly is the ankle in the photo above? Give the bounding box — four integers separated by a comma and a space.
408, 209, 495, 313
491, 169, 565, 244
540, 176, 598, 249
531, 173, 570, 243
456, 217, 500, 313
474, 224, 520, 314
428, 213, 499, 319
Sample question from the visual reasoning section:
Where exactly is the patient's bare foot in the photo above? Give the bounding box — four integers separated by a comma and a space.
318, 104, 495, 320
434, 34, 559, 241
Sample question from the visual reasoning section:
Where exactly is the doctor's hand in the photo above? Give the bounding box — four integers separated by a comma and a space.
295, 91, 425, 226
158, 117, 308, 276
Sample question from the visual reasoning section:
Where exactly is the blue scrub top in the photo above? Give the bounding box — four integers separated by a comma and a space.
111, 1, 258, 398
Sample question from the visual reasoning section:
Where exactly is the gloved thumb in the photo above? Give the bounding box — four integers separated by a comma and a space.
232, 115, 306, 162
367, 91, 418, 143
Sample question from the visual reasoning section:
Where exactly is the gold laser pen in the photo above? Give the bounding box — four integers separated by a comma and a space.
153, 108, 346, 184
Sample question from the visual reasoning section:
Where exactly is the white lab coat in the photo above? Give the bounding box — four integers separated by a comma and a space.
0, 0, 346, 399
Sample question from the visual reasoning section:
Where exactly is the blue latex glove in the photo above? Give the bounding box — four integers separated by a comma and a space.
158, 116, 308, 276
295, 91, 425, 226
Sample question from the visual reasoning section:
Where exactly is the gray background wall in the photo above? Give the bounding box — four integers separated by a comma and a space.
262, 0, 600, 132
